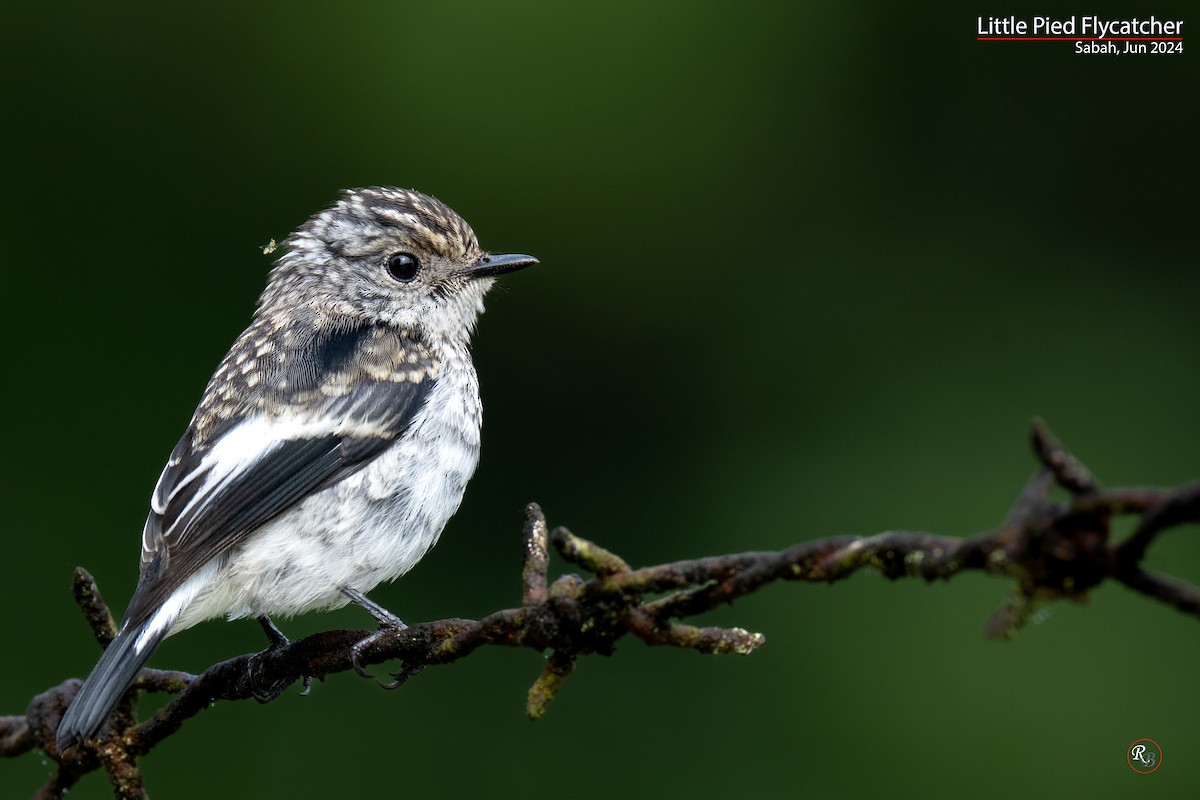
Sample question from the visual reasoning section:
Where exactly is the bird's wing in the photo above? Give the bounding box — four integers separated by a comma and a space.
124, 321, 438, 629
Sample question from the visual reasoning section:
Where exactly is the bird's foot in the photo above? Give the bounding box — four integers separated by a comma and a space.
341, 587, 421, 688
249, 615, 313, 701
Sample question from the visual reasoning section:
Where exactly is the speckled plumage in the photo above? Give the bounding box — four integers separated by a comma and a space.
57, 187, 537, 751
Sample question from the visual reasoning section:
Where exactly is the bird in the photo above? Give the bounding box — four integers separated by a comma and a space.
55, 187, 537, 751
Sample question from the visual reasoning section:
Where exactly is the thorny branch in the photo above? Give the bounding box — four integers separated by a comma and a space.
3, 422, 1198, 798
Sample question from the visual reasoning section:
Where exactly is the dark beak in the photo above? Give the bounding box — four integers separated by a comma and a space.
459, 252, 539, 280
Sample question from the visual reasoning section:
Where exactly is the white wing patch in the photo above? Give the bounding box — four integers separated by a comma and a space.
147, 413, 405, 553
135, 560, 219, 652
165, 418, 285, 541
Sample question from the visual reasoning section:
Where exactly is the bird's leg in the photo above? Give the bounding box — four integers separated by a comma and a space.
342, 587, 406, 629
257, 614, 289, 647
341, 587, 425, 689
249, 615, 313, 700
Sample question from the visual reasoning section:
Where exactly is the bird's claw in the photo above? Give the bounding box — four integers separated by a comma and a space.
349, 624, 416, 685
350, 639, 374, 679
249, 652, 291, 704
379, 663, 425, 690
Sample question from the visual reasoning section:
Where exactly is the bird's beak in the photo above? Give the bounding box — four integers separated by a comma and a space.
459, 252, 539, 280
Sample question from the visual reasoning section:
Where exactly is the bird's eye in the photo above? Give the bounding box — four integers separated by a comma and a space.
386, 252, 420, 282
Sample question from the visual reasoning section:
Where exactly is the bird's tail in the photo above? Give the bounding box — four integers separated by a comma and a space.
56, 620, 168, 752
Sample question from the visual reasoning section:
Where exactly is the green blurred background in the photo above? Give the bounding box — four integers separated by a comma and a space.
2, 1, 1196, 797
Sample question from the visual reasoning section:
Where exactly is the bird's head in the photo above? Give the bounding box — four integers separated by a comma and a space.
263, 187, 537, 339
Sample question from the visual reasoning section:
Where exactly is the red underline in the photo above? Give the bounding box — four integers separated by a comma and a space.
978, 36, 1183, 41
